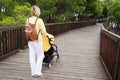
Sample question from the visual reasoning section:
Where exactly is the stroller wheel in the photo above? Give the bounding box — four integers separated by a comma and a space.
48, 63, 52, 69
56, 58, 59, 62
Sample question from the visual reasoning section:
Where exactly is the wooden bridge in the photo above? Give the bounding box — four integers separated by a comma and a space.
0, 22, 119, 80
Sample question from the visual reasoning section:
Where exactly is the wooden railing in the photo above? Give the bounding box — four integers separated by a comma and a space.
0, 27, 22, 60
100, 22, 120, 80
0, 21, 96, 60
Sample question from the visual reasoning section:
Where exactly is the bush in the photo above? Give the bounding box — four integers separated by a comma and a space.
108, 15, 115, 21
0, 17, 15, 26
51, 15, 65, 22
13, 4, 31, 26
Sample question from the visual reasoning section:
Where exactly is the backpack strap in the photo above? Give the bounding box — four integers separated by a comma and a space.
35, 18, 40, 41
36, 28, 41, 42
35, 18, 38, 24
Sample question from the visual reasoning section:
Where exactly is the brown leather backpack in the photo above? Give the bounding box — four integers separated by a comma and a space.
24, 18, 38, 41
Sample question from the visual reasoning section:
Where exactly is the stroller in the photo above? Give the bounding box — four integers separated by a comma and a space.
42, 33, 59, 68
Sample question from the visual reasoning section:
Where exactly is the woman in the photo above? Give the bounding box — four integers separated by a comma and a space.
26, 5, 46, 77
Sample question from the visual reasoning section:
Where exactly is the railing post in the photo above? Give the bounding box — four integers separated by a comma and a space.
20, 26, 28, 49
18, 26, 22, 49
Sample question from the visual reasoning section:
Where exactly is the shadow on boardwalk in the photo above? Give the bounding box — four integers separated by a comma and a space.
0, 23, 110, 80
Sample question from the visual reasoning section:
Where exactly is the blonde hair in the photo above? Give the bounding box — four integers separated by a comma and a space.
31, 5, 41, 17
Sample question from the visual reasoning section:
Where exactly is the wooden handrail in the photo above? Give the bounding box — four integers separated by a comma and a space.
0, 21, 96, 60
100, 23, 120, 80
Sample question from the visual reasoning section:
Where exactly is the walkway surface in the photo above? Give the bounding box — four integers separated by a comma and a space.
0, 23, 110, 80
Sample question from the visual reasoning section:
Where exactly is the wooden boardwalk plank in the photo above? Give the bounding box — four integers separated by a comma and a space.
0, 23, 110, 80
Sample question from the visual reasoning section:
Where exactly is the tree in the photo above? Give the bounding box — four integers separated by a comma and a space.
55, 0, 74, 21
106, 0, 120, 36
36, 0, 86, 22
13, 3, 31, 26
27, 0, 36, 5
0, 0, 31, 26
102, 6, 108, 18
96, 0, 104, 18
36, 0, 57, 23
0, 0, 111, 26
72, 0, 86, 21
108, 0, 120, 24
83, 0, 100, 20
0, 0, 17, 18
0, 17, 15, 26
0, 0, 17, 26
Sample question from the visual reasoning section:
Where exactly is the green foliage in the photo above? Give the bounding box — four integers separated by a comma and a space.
36, 0, 57, 23
52, 15, 65, 23
13, 4, 31, 26
96, 1, 103, 17
102, 6, 108, 18
0, 1, 31, 27
0, 0, 17, 16
55, 0, 74, 21
108, 15, 115, 21
65, 11, 76, 21
104, 0, 120, 36
82, 11, 93, 20
0, 17, 15, 26
108, 0, 120, 24
82, 0, 101, 20
0, 0, 109, 26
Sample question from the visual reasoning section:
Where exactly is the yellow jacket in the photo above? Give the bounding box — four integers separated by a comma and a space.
42, 33, 54, 52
